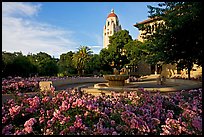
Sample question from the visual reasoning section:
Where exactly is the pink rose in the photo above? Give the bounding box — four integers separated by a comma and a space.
192, 117, 202, 131
24, 118, 37, 127
39, 116, 44, 124
24, 126, 33, 134
69, 126, 75, 132
112, 131, 118, 135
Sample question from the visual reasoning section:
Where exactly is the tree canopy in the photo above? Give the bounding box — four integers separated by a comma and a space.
73, 46, 93, 76
124, 40, 149, 66
28, 52, 58, 76
137, 2, 203, 79
106, 30, 133, 71
57, 51, 77, 76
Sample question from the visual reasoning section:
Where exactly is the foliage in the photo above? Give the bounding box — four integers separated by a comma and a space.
137, 2, 203, 79
31, 52, 58, 76
2, 88, 202, 135
2, 77, 40, 94
124, 40, 149, 66
2, 51, 36, 77
99, 48, 113, 75
105, 30, 133, 71
57, 51, 77, 76
2, 51, 16, 76
73, 46, 93, 76
85, 54, 101, 75
2, 51, 59, 78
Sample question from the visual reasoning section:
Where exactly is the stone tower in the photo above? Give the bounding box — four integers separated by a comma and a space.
103, 9, 122, 49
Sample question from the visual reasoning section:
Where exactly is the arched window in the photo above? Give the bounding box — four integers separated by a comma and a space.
147, 26, 151, 33
152, 25, 154, 32
107, 21, 110, 26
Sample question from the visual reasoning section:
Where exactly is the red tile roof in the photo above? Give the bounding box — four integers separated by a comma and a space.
107, 13, 118, 18
134, 17, 160, 27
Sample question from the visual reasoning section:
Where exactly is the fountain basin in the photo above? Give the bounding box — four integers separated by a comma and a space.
103, 75, 129, 87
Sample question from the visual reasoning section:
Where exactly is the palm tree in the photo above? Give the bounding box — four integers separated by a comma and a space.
73, 46, 93, 76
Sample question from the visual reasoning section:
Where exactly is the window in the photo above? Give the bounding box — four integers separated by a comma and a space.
107, 32, 109, 34
152, 25, 155, 32
147, 26, 151, 33
110, 31, 112, 34
116, 20, 118, 26
107, 21, 110, 26
104, 33, 106, 36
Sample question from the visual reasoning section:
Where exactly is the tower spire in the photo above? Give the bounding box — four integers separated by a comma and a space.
111, 9, 114, 13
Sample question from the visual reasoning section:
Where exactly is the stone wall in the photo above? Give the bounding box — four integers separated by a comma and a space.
52, 77, 107, 87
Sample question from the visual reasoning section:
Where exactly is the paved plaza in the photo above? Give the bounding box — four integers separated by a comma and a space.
2, 74, 202, 103
81, 75, 202, 96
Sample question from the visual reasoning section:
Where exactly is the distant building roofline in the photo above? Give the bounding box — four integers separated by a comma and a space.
134, 16, 160, 28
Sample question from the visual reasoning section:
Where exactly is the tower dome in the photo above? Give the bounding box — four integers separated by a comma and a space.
107, 9, 118, 18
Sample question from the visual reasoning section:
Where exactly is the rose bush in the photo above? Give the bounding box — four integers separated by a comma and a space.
2, 76, 102, 94
2, 77, 39, 94
2, 88, 202, 135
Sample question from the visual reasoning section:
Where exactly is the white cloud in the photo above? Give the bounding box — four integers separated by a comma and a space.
89, 34, 103, 54
2, 2, 41, 17
90, 46, 101, 48
2, 2, 78, 58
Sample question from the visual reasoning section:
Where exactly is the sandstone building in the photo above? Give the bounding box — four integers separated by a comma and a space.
134, 18, 202, 78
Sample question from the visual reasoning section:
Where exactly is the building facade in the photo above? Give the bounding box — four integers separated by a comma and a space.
103, 9, 122, 49
134, 17, 163, 42
134, 18, 164, 75
134, 18, 202, 78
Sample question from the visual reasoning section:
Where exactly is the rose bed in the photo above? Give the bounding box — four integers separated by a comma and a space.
2, 88, 202, 135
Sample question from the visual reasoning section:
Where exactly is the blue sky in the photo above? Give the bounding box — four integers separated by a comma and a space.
2, 2, 160, 59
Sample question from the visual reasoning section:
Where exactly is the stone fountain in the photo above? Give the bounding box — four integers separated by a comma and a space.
103, 68, 129, 87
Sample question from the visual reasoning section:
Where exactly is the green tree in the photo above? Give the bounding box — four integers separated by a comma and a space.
27, 53, 38, 76
42, 59, 58, 76
2, 51, 16, 77
58, 51, 77, 76
137, 2, 202, 79
31, 52, 58, 76
99, 48, 113, 75
85, 54, 101, 75
124, 40, 149, 66
107, 30, 133, 71
2, 51, 37, 77
73, 46, 93, 76
12, 55, 35, 77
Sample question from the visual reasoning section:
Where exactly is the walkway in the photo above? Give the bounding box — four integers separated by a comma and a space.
81, 74, 202, 95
